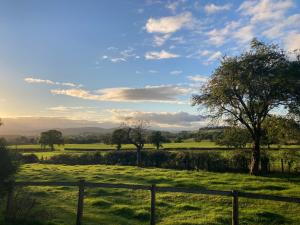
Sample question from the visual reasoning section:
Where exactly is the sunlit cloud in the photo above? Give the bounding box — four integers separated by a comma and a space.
24, 77, 81, 87
145, 12, 193, 34
145, 50, 180, 60
51, 85, 192, 104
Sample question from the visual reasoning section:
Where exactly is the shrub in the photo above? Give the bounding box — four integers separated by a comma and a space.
21, 154, 39, 164
0, 139, 19, 182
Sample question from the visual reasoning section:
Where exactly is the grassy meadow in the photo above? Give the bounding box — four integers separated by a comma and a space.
8, 163, 300, 225
4, 141, 300, 224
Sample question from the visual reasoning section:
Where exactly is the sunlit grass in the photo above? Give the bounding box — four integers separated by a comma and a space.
8, 163, 300, 225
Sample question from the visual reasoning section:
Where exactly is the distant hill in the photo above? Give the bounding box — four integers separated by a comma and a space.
0, 117, 116, 136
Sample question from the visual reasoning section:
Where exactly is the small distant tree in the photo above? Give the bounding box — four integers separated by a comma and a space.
111, 129, 128, 150
148, 131, 166, 150
123, 120, 148, 167
39, 130, 64, 151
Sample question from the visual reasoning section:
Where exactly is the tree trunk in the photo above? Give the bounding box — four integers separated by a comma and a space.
250, 138, 260, 175
136, 147, 142, 167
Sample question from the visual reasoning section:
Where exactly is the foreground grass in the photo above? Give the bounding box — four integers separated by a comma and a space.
8, 163, 300, 225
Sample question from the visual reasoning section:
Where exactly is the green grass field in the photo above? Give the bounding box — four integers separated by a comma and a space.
10, 163, 300, 225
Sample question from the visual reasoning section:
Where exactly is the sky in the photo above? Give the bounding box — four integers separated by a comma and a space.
0, 0, 299, 131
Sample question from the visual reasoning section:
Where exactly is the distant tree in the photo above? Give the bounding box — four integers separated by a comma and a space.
217, 127, 250, 148
111, 129, 128, 150
148, 131, 166, 150
39, 130, 64, 151
101, 134, 112, 145
174, 136, 183, 143
193, 39, 300, 175
123, 120, 148, 167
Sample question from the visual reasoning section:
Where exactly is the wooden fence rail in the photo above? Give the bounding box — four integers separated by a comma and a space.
2, 181, 300, 225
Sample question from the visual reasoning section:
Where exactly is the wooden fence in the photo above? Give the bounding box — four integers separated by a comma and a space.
2, 181, 300, 225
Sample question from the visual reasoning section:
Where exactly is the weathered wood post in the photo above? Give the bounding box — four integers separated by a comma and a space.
5, 182, 14, 222
150, 184, 156, 225
76, 180, 85, 225
232, 190, 239, 225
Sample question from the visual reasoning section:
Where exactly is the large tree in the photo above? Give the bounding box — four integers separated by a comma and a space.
39, 130, 64, 151
193, 39, 300, 175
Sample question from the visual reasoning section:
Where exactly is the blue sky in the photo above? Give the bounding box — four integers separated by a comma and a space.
0, 0, 299, 130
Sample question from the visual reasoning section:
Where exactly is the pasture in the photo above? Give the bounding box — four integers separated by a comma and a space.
3, 163, 299, 225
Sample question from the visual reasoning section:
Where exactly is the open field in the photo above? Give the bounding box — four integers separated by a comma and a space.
9, 142, 300, 152
4, 163, 300, 225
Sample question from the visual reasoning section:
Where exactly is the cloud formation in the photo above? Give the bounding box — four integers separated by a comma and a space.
145, 50, 180, 60
24, 77, 80, 87
239, 0, 294, 23
204, 3, 231, 14
109, 109, 207, 129
145, 12, 193, 34
187, 75, 209, 83
51, 85, 191, 103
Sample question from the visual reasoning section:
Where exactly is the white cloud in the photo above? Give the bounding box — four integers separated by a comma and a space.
206, 21, 240, 46
262, 14, 300, 39
238, 0, 294, 23
145, 50, 180, 60
207, 51, 222, 61
148, 70, 158, 73
47, 106, 95, 112
51, 85, 192, 104
187, 75, 208, 83
145, 12, 193, 34
101, 47, 138, 63
24, 77, 55, 85
204, 3, 231, 14
170, 70, 183, 75
284, 31, 300, 52
24, 77, 80, 87
153, 34, 171, 46
165, 0, 187, 13
233, 25, 254, 43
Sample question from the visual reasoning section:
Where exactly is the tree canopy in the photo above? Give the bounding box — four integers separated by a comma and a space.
193, 39, 300, 175
39, 130, 64, 151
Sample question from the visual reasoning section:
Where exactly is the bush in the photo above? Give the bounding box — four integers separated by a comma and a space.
0, 139, 19, 182
21, 154, 39, 164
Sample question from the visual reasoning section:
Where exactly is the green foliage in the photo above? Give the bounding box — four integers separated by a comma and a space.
193, 39, 300, 175
216, 127, 250, 148
0, 138, 19, 182
39, 130, 64, 151
148, 131, 167, 149
262, 116, 300, 147
111, 129, 128, 150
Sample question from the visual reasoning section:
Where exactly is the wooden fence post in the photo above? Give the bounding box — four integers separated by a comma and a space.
150, 184, 156, 225
5, 182, 14, 222
76, 180, 85, 225
232, 190, 239, 225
